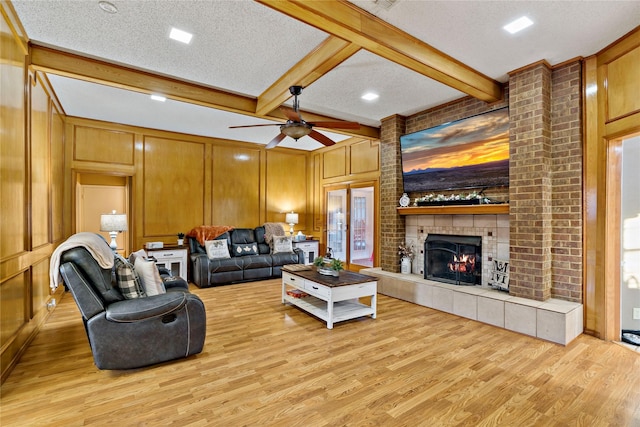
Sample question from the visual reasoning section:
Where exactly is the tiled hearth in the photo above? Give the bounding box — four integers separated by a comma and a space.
362, 268, 583, 345
367, 211, 583, 345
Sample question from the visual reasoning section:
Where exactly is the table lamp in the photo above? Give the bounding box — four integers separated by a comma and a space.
100, 210, 128, 250
285, 211, 298, 236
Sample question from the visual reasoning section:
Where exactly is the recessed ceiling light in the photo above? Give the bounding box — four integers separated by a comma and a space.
361, 92, 379, 101
98, 1, 118, 14
503, 16, 533, 34
169, 27, 193, 44
150, 94, 166, 102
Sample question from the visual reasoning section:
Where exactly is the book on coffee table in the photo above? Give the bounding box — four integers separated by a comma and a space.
282, 264, 312, 272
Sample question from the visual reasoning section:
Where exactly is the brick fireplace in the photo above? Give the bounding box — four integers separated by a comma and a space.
379, 59, 583, 305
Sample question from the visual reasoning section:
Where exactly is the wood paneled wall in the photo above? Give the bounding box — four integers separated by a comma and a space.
309, 138, 380, 256
584, 26, 640, 340
66, 117, 312, 248
0, 3, 66, 383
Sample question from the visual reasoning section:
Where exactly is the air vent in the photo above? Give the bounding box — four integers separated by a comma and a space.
373, 0, 399, 11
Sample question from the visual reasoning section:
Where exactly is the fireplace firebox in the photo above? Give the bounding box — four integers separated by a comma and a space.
424, 234, 482, 285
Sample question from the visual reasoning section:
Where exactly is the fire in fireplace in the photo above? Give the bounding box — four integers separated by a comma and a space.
424, 234, 482, 285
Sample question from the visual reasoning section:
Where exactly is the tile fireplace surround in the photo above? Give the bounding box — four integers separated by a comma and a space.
363, 213, 583, 345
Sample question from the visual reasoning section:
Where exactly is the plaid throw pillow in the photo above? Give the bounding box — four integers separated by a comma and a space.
114, 255, 146, 299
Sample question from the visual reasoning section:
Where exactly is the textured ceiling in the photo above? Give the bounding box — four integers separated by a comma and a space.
11, 0, 640, 150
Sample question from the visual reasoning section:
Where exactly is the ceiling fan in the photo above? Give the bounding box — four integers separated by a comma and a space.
229, 86, 360, 149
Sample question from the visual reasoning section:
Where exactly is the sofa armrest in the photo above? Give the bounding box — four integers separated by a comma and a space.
190, 252, 210, 288
105, 292, 187, 322
163, 275, 189, 291
157, 266, 172, 276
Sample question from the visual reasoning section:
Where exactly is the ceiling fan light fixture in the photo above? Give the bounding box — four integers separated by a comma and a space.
280, 122, 312, 140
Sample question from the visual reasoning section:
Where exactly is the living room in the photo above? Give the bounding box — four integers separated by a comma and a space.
2, 1, 640, 424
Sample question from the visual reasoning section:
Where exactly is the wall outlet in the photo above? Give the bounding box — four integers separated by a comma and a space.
633, 307, 640, 320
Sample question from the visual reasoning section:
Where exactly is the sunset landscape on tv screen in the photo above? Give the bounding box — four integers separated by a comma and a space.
400, 108, 510, 193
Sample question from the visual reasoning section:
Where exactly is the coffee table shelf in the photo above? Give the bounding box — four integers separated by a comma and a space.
283, 294, 375, 325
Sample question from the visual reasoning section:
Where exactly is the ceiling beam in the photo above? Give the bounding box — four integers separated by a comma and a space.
256, 0, 503, 103
256, 35, 360, 116
29, 44, 379, 139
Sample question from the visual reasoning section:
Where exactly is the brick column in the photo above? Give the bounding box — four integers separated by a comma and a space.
380, 114, 406, 272
550, 61, 583, 302
508, 62, 553, 301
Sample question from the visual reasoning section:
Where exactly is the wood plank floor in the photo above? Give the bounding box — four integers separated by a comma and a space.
2, 279, 640, 426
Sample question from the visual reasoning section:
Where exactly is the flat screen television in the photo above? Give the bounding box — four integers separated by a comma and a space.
400, 107, 509, 193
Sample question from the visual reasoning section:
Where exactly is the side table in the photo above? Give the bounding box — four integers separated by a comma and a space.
145, 246, 188, 280
292, 240, 319, 265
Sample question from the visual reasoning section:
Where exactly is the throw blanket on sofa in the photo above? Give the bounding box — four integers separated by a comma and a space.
49, 232, 115, 291
263, 222, 285, 244
187, 225, 235, 246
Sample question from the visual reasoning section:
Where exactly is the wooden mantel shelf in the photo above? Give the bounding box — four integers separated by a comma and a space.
397, 204, 509, 215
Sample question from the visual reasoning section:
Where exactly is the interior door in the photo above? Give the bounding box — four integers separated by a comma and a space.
620, 135, 640, 334
350, 185, 375, 268
326, 187, 347, 262
325, 182, 377, 270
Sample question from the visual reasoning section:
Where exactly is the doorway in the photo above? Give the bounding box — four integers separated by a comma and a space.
76, 173, 130, 255
620, 135, 640, 336
325, 182, 377, 270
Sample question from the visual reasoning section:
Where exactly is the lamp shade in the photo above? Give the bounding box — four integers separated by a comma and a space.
285, 212, 298, 225
100, 211, 128, 232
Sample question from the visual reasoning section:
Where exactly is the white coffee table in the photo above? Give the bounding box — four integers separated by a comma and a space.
282, 266, 377, 329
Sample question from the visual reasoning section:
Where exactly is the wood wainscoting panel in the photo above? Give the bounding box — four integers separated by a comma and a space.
211, 145, 261, 228
74, 126, 135, 165
265, 150, 307, 225
606, 45, 640, 122
0, 272, 27, 371
350, 139, 379, 175
143, 136, 205, 237
30, 73, 51, 249
0, 12, 27, 260
31, 258, 51, 319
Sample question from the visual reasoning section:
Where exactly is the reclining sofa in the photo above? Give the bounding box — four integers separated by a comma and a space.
188, 226, 304, 287
58, 236, 206, 370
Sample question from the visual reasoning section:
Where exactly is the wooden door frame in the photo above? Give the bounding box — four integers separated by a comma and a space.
73, 170, 132, 254
323, 180, 379, 271
604, 138, 623, 340
604, 133, 640, 340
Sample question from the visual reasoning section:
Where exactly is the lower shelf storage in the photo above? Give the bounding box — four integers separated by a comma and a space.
283, 294, 374, 324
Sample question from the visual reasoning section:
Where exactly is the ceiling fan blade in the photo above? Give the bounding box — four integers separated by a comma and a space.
265, 133, 286, 149
309, 130, 335, 147
280, 106, 302, 122
229, 124, 280, 129
308, 121, 360, 129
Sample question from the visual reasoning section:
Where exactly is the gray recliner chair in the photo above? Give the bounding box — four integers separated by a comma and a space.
58, 243, 206, 370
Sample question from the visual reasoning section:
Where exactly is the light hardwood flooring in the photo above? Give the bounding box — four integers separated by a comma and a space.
2, 279, 640, 426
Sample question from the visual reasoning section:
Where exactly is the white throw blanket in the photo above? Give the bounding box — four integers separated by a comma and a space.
49, 232, 115, 291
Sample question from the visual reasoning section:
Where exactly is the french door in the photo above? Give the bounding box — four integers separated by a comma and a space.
325, 182, 377, 271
